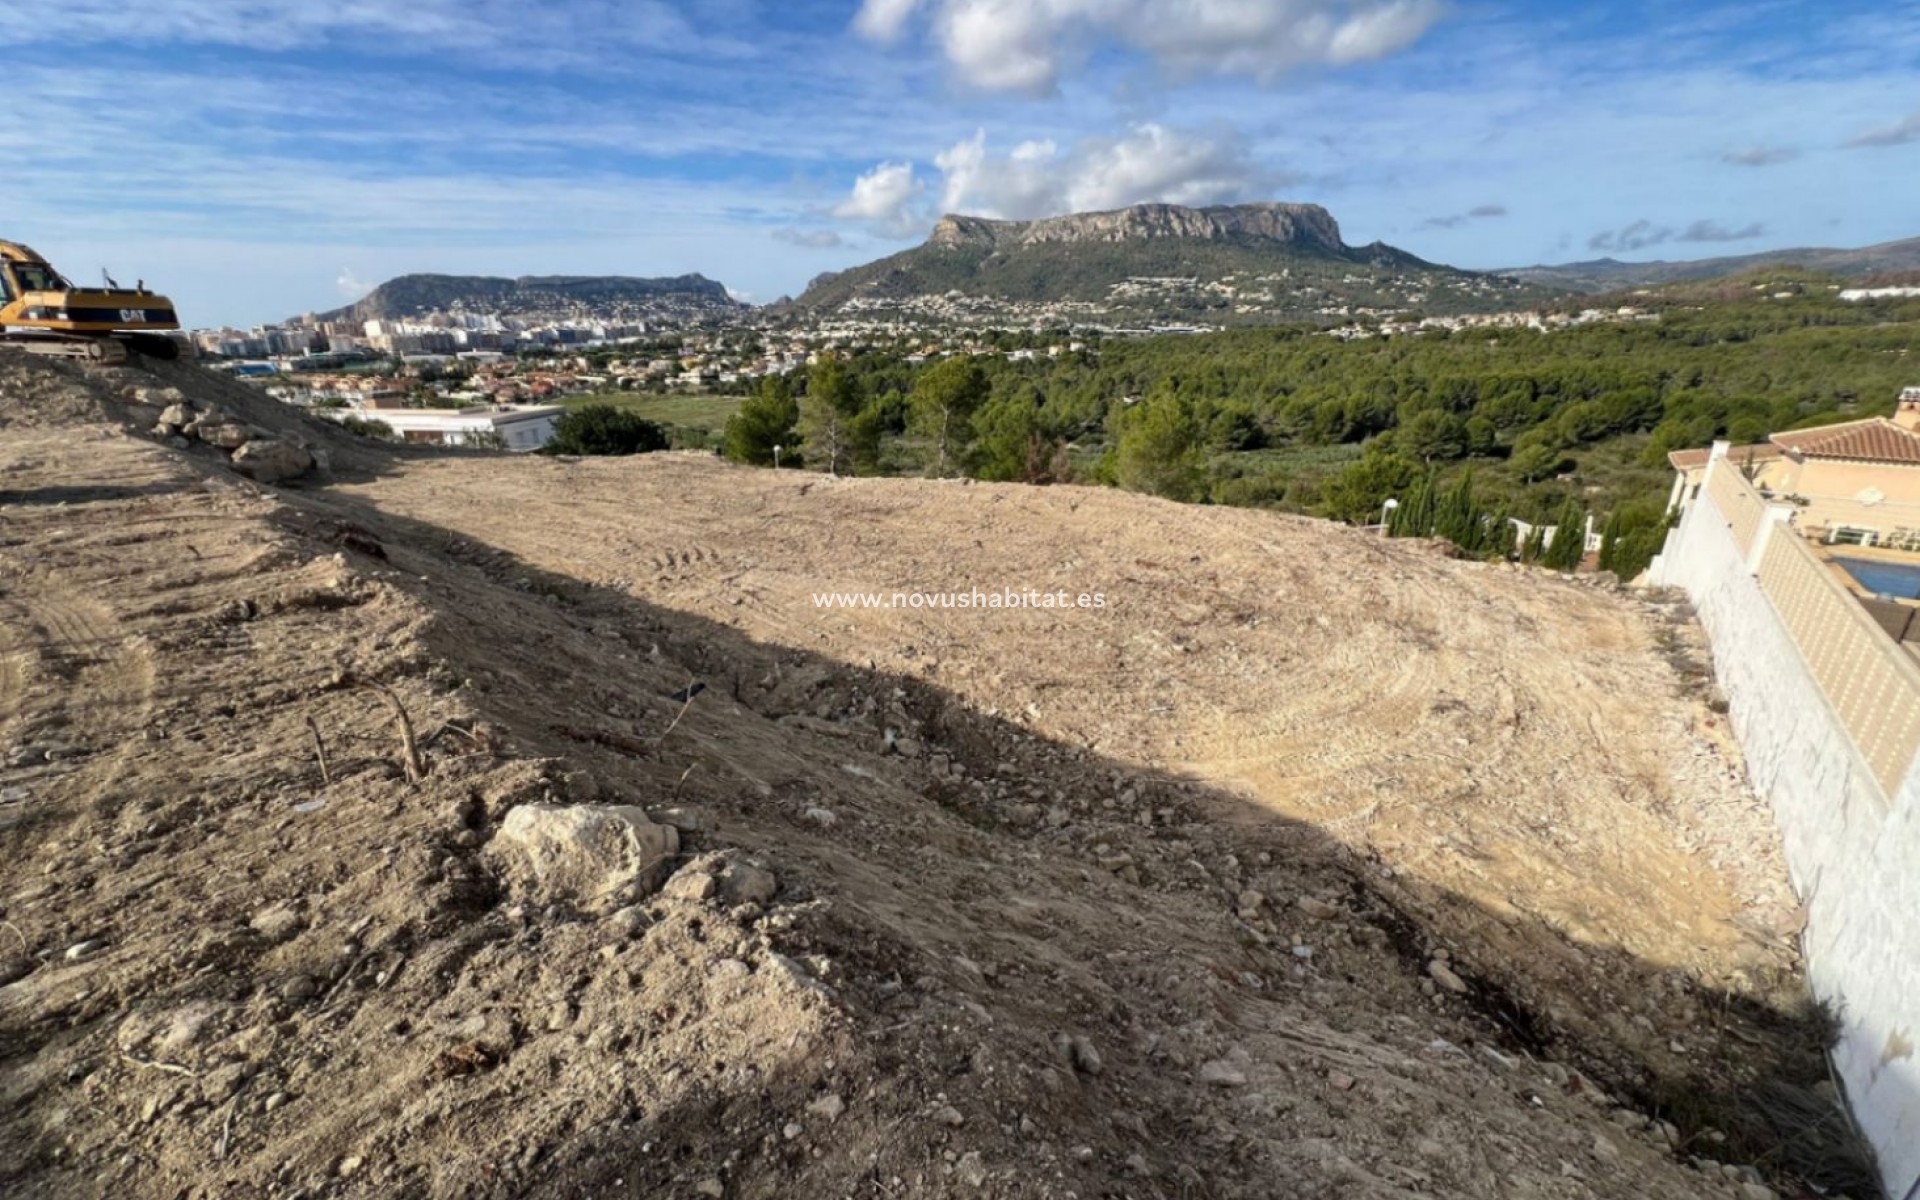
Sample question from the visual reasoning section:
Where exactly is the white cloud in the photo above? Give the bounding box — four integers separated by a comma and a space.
1722, 146, 1798, 167
336, 268, 375, 299
1587, 218, 1766, 253
0, 0, 740, 65
772, 228, 848, 249
1846, 111, 1920, 148
933, 125, 1282, 220
853, 0, 1446, 93
853, 0, 922, 41
830, 161, 927, 237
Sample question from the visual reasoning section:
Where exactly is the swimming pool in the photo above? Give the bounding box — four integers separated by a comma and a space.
1835, 556, 1920, 600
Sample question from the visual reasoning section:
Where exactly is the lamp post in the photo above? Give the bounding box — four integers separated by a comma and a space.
773, 444, 782, 470
1380, 497, 1400, 536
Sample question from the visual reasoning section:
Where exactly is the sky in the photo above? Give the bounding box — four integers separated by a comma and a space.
5, 0, 1918, 327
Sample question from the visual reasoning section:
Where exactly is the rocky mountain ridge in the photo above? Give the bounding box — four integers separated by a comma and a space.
307, 272, 741, 326
787, 201, 1544, 326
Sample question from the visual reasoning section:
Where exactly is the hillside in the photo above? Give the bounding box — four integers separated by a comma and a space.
1505, 234, 1920, 293
786, 203, 1562, 326
0, 353, 1873, 1198
307, 272, 742, 326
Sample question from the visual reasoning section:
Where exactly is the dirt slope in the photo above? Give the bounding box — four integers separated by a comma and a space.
0, 356, 1870, 1199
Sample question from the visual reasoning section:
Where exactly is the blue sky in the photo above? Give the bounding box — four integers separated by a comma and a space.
5, 0, 1917, 326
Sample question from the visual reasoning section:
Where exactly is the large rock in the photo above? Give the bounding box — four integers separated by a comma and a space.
156, 403, 196, 431
200, 422, 253, 449
229, 439, 314, 484
488, 804, 679, 911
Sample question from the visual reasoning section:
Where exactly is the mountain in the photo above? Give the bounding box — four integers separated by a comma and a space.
306, 272, 742, 326
1503, 235, 1920, 293
785, 202, 1560, 326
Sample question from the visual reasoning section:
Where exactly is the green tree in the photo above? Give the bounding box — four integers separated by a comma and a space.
1111, 395, 1206, 502
798, 355, 861, 475
909, 357, 989, 476
1322, 445, 1419, 525
544, 406, 668, 456
1510, 430, 1568, 483
723, 374, 799, 466
1387, 473, 1436, 538
1521, 523, 1548, 564
1400, 409, 1469, 463
1434, 471, 1485, 551
1540, 499, 1588, 571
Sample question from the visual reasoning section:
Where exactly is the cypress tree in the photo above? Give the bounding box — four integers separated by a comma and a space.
1541, 500, 1587, 571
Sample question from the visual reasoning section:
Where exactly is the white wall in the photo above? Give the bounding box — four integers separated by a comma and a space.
1655, 487, 1920, 1200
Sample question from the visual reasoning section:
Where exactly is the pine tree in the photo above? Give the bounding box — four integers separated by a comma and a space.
723, 374, 799, 467
797, 355, 861, 475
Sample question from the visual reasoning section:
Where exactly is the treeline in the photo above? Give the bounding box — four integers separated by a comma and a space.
711, 272, 1918, 568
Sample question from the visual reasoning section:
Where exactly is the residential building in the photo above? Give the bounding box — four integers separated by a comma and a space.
325, 404, 564, 452
1666, 389, 1920, 551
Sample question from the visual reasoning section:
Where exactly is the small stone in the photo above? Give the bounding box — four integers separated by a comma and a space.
1235, 889, 1265, 913
1296, 896, 1341, 920
1738, 1185, 1776, 1200
693, 1181, 725, 1199
1590, 1132, 1619, 1162
200, 1063, 251, 1104
719, 863, 777, 907
337, 1155, 364, 1178
280, 974, 320, 1002
1328, 1071, 1356, 1091
955, 1151, 987, 1188
1198, 1060, 1248, 1087
64, 940, 105, 962
806, 1094, 846, 1123
710, 959, 751, 983
662, 868, 718, 903
1427, 960, 1469, 995
782, 1121, 803, 1141
250, 904, 304, 943
934, 1105, 966, 1127
264, 1092, 288, 1113
804, 807, 838, 828
1068, 1035, 1103, 1076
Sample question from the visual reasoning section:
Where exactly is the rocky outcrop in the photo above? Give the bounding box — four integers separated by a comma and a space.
928, 203, 1347, 254
143, 391, 315, 484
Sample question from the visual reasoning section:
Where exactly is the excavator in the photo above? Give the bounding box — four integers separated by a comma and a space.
0, 240, 182, 362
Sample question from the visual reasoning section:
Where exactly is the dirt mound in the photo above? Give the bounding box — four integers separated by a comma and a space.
0, 358, 1874, 1199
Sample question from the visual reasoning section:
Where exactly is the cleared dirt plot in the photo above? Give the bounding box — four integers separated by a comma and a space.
0, 356, 1874, 1198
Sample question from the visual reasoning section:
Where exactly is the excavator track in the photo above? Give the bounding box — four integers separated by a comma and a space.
0, 332, 182, 364
0, 333, 129, 364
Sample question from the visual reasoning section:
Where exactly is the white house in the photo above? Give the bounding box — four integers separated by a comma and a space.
326, 404, 565, 452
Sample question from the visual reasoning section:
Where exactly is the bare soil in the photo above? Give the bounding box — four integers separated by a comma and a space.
0, 355, 1869, 1199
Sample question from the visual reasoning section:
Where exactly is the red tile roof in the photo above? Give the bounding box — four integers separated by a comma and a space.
1770, 419, 1920, 465
1667, 443, 1781, 471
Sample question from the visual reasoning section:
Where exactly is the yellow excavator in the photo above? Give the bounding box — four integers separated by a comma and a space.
0, 240, 182, 362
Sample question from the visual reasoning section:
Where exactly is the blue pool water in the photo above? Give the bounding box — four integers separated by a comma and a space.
1836, 557, 1920, 600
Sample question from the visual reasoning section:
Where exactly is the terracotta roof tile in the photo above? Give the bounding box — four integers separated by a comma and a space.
1770, 419, 1920, 465
1666, 443, 1780, 471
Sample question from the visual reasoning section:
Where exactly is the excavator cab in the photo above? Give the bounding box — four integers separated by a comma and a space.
0, 239, 181, 362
